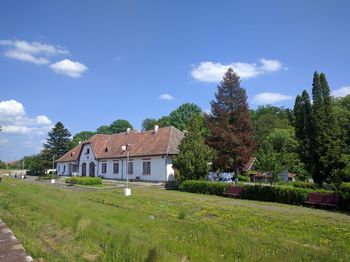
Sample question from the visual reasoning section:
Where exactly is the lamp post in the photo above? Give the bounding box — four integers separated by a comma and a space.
122, 144, 131, 196
51, 155, 56, 184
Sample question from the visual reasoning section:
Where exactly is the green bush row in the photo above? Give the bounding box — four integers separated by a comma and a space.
292, 181, 318, 189
337, 183, 350, 211
65, 176, 102, 185
241, 185, 312, 205
237, 175, 250, 182
180, 180, 350, 211
179, 180, 230, 196
179, 180, 311, 205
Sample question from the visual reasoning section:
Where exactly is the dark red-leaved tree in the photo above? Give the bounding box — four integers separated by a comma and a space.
206, 68, 256, 175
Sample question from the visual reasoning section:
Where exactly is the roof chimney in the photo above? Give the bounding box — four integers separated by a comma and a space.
154, 125, 159, 133
126, 128, 131, 133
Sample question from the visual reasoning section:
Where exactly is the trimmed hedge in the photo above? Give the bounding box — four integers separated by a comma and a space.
337, 183, 350, 211
241, 185, 312, 205
180, 180, 350, 210
292, 181, 318, 190
179, 180, 312, 205
179, 180, 230, 196
237, 176, 250, 182
65, 177, 102, 185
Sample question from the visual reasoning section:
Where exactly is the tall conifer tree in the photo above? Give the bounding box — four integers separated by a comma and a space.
206, 68, 256, 175
294, 72, 345, 185
42, 122, 72, 166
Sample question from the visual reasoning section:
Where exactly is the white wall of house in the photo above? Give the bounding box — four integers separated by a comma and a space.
57, 161, 77, 176
98, 155, 175, 181
57, 150, 177, 181
79, 143, 98, 177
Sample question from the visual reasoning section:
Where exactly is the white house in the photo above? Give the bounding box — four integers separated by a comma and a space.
55, 126, 184, 182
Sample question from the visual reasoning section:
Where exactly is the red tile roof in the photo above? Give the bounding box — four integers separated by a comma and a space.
56, 126, 184, 162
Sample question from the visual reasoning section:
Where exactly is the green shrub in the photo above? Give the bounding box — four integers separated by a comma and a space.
179, 180, 230, 196
238, 176, 250, 182
241, 185, 312, 205
65, 177, 102, 185
337, 182, 350, 211
292, 181, 318, 190
37, 174, 58, 180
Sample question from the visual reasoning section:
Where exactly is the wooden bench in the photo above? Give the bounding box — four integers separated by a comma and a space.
305, 192, 339, 207
223, 186, 244, 198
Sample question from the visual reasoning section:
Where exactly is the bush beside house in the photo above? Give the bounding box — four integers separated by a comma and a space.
179, 180, 350, 211
65, 177, 102, 185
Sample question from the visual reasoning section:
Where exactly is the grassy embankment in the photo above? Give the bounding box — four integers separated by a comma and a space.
0, 177, 349, 261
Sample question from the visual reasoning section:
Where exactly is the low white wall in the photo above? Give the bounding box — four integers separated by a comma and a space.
98, 156, 174, 181
58, 153, 177, 181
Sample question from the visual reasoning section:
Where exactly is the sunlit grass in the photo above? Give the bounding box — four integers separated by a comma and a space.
0, 178, 349, 261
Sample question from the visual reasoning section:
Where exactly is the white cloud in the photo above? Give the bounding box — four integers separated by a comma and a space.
36, 115, 52, 125
0, 100, 25, 117
253, 92, 292, 105
2, 125, 32, 134
332, 86, 350, 98
191, 58, 284, 83
0, 100, 54, 161
0, 138, 9, 145
0, 39, 68, 65
50, 59, 88, 78
159, 93, 174, 100
0, 100, 52, 135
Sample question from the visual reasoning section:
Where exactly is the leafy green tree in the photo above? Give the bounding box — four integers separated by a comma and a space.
169, 103, 202, 131
255, 144, 283, 184
42, 122, 72, 167
157, 116, 171, 127
26, 154, 46, 176
0, 160, 6, 169
206, 68, 256, 175
109, 119, 133, 134
334, 95, 350, 154
256, 128, 307, 182
173, 115, 215, 181
142, 118, 158, 131
251, 105, 292, 148
72, 131, 95, 146
96, 125, 112, 134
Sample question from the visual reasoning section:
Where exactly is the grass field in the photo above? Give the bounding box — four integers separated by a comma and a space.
0, 178, 349, 261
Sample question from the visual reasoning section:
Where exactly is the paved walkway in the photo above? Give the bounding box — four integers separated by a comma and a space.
0, 219, 33, 262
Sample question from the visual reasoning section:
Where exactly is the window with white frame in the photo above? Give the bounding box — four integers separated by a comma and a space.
63, 165, 66, 173
102, 163, 107, 174
127, 161, 133, 175
113, 162, 119, 174
143, 161, 151, 175
73, 164, 79, 172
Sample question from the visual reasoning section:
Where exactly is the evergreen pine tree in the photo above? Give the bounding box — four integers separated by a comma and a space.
42, 122, 72, 165
294, 72, 345, 186
294, 90, 314, 178
206, 68, 256, 175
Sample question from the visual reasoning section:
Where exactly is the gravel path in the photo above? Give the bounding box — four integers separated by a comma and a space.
0, 219, 33, 262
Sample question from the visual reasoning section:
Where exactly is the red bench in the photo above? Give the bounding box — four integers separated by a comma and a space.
305, 192, 339, 208
223, 186, 244, 198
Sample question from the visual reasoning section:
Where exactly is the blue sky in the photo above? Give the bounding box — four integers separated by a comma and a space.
1, 0, 350, 161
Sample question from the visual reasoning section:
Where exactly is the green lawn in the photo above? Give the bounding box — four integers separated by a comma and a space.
0, 178, 349, 261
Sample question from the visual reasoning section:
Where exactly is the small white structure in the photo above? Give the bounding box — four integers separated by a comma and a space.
56, 126, 184, 182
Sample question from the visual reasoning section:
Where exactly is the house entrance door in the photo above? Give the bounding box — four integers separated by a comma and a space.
89, 162, 95, 177
82, 163, 86, 176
